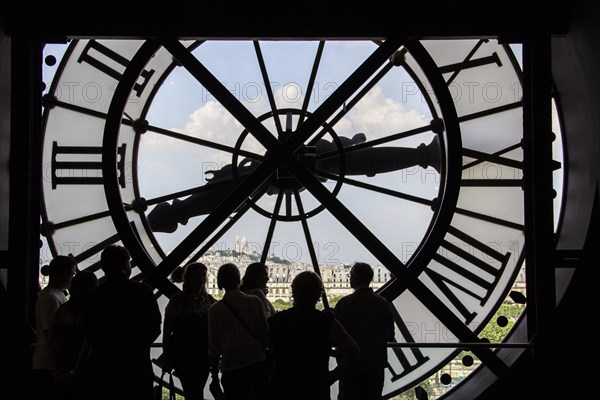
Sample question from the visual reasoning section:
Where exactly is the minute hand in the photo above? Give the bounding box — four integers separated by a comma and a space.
315, 136, 440, 176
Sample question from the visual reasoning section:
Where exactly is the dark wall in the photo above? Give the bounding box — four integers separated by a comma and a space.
0, 25, 9, 254
476, 1, 600, 398
553, 0, 600, 251
550, 1, 600, 397
475, 197, 598, 399
0, 25, 11, 396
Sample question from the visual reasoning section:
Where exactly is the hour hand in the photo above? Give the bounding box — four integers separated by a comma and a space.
146, 185, 235, 233
146, 161, 258, 233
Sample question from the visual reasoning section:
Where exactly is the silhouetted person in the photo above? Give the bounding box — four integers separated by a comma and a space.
268, 271, 359, 400
31, 255, 78, 400
163, 262, 216, 400
208, 263, 269, 400
240, 262, 277, 317
83, 245, 161, 400
334, 262, 395, 400
50, 270, 98, 400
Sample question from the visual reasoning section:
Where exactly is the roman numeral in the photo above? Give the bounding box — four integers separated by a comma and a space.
78, 40, 155, 97
462, 143, 523, 187
425, 226, 511, 324
462, 147, 523, 170
439, 40, 502, 85
439, 53, 502, 75
51, 141, 127, 188
386, 307, 430, 381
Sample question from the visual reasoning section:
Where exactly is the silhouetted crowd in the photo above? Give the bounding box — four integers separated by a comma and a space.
30, 245, 395, 400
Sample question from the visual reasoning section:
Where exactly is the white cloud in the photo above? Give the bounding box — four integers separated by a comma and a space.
348, 85, 428, 142
184, 100, 242, 142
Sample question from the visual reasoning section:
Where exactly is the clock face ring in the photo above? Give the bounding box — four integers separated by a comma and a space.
42, 37, 527, 398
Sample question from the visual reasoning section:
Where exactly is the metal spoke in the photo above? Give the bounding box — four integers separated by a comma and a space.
293, 190, 330, 310
147, 124, 264, 161
260, 192, 284, 264
254, 41, 284, 135
297, 41, 325, 127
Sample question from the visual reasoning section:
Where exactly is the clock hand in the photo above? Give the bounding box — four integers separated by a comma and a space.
147, 184, 235, 233
146, 161, 260, 233
147, 135, 439, 233
315, 134, 440, 175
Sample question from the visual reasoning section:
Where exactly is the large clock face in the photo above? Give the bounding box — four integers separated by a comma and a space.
41, 38, 526, 398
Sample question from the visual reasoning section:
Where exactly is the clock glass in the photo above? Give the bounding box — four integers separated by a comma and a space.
40, 37, 562, 399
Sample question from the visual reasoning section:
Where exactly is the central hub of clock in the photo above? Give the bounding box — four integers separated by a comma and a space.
268, 143, 318, 195
228, 108, 346, 221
